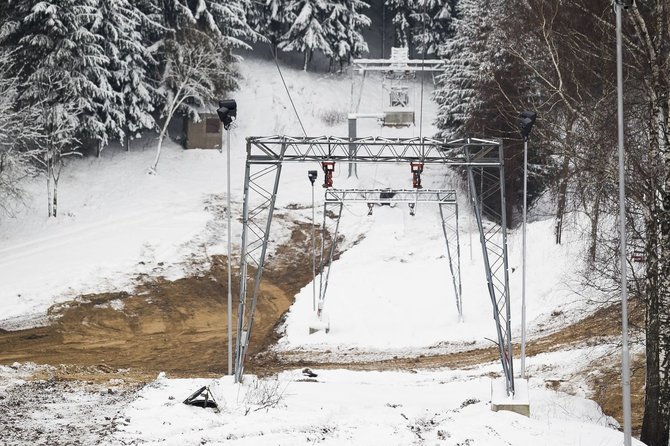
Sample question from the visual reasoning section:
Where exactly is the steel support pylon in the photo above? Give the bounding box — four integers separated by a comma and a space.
234, 142, 286, 382
465, 145, 514, 394
234, 136, 512, 395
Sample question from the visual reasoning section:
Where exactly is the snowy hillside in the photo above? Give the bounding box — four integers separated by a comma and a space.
0, 57, 637, 445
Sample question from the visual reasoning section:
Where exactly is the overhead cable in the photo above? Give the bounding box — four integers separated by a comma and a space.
269, 44, 308, 136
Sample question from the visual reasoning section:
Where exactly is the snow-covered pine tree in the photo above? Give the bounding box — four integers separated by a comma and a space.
324, 0, 371, 71
0, 48, 42, 216
432, 0, 488, 138
279, 0, 333, 71
1, 0, 122, 152
0, 0, 9, 24
196, 0, 257, 52
92, 0, 158, 153
133, 0, 167, 44
411, 0, 456, 56
148, 0, 259, 89
159, 0, 198, 31
247, 0, 297, 56
159, 0, 256, 54
385, 0, 416, 49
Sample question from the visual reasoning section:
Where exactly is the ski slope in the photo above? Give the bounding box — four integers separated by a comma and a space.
0, 57, 637, 445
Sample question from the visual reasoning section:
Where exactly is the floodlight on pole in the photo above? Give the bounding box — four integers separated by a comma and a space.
519, 111, 536, 142
217, 99, 237, 130
217, 98, 236, 376
519, 110, 536, 380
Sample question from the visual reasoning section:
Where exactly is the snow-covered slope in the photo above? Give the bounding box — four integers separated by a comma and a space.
0, 57, 634, 445
106, 367, 641, 446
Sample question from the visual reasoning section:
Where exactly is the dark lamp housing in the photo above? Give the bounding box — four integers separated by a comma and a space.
615, 0, 634, 9
217, 99, 237, 130
519, 110, 537, 141
308, 170, 318, 185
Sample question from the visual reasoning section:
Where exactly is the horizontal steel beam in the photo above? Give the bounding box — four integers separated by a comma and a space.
247, 136, 502, 165
353, 58, 445, 72
325, 189, 457, 204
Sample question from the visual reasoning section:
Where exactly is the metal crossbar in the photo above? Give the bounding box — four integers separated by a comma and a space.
324, 188, 456, 203
246, 136, 500, 164
234, 136, 514, 396
352, 58, 445, 73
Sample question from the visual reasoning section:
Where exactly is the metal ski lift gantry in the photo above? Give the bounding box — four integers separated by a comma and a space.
349, 47, 444, 128
233, 135, 516, 396
352, 48, 445, 121
313, 188, 463, 329
346, 48, 445, 177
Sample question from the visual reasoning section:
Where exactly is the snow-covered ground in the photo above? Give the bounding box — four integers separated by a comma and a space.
278, 205, 588, 356
105, 362, 638, 446
0, 57, 635, 444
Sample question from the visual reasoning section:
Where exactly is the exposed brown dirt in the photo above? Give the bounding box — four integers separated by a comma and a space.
0, 220, 317, 379
0, 218, 648, 431
252, 299, 645, 372
590, 353, 646, 436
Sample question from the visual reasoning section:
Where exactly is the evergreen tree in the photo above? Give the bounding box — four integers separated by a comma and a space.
324, 0, 371, 71
0, 0, 9, 24
412, 0, 456, 56
147, 0, 255, 94
92, 0, 158, 149
247, 0, 297, 56
433, 0, 488, 138
133, 0, 168, 45
279, 0, 333, 71
385, 0, 416, 48
160, 0, 198, 31
205, 0, 257, 51
1, 0, 121, 151
160, 0, 256, 51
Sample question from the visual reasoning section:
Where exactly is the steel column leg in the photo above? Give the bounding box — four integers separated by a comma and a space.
234, 146, 287, 382
439, 203, 463, 321
467, 163, 514, 395
317, 201, 344, 317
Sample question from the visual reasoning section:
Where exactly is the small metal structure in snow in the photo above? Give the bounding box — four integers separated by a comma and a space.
233, 136, 515, 397
347, 47, 445, 177
351, 47, 444, 127
313, 188, 462, 328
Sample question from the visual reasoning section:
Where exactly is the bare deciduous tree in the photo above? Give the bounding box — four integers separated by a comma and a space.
0, 49, 42, 216
150, 30, 235, 173
476, 1, 669, 443
31, 97, 82, 218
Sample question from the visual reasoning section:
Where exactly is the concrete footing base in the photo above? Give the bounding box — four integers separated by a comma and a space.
490, 378, 530, 417
308, 318, 330, 335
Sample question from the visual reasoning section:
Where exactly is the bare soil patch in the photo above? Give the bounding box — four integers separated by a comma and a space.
0, 221, 317, 377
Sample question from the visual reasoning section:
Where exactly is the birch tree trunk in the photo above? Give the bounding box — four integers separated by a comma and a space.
555, 154, 571, 245
151, 119, 170, 174
46, 150, 53, 218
